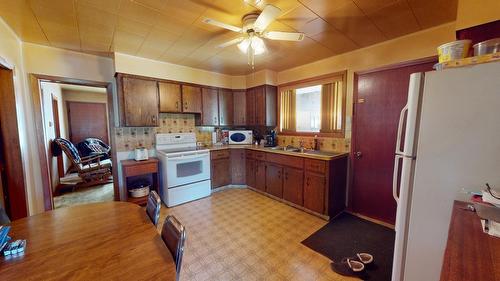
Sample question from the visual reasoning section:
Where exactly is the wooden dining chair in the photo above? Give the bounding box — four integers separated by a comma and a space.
146, 191, 161, 226
161, 215, 186, 281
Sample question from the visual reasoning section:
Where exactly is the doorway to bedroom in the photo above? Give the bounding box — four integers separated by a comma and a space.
38, 80, 114, 209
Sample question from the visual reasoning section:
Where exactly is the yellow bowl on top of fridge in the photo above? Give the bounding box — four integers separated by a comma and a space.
437, 40, 472, 63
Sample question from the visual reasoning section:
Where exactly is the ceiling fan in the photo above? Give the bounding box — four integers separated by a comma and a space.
202, 4, 305, 68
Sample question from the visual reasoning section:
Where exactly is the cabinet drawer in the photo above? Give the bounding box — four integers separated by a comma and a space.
211, 149, 230, 160
123, 163, 157, 177
266, 153, 303, 169
254, 151, 266, 160
245, 150, 255, 159
305, 159, 326, 173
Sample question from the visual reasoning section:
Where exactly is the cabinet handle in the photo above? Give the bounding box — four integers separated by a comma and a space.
306, 177, 310, 186
278, 171, 281, 179
151, 115, 157, 124
175, 101, 179, 109
184, 101, 188, 110
285, 172, 288, 180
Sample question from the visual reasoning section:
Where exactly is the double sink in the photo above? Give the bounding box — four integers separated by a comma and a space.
266, 146, 342, 157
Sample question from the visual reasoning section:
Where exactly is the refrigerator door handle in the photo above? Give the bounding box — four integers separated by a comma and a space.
395, 105, 408, 155
393, 154, 403, 203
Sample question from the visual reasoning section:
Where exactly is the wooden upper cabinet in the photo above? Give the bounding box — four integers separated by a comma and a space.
119, 75, 159, 127
248, 85, 277, 126
181, 85, 202, 113
255, 86, 266, 126
304, 172, 326, 214
233, 90, 246, 126
159, 82, 182, 113
202, 88, 219, 126
246, 88, 256, 125
218, 89, 233, 126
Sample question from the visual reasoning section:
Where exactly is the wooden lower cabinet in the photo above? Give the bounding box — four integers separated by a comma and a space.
304, 172, 326, 214
245, 158, 255, 188
283, 167, 304, 206
266, 164, 283, 198
255, 161, 266, 192
211, 158, 230, 189
231, 149, 246, 184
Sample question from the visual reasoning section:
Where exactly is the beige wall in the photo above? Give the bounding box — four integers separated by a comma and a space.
114, 52, 246, 89
40, 82, 69, 191
0, 18, 42, 215
456, 0, 500, 30
277, 22, 456, 138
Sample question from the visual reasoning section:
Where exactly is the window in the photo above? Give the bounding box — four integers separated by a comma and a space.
296, 85, 321, 132
279, 71, 346, 136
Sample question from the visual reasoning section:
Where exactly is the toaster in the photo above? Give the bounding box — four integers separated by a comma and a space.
134, 147, 149, 161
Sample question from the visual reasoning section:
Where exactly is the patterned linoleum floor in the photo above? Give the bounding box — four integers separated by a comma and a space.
158, 188, 358, 281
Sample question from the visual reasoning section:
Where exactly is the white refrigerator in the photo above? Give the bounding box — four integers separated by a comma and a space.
391, 61, 500, 281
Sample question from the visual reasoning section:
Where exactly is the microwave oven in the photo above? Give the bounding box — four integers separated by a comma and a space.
229, 130, 253, 144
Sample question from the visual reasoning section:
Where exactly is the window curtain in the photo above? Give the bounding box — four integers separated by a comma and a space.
280, 89, 296, 132
320, 81, 343, 133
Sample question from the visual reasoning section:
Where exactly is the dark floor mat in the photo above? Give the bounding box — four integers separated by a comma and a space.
302, 212, 395, 281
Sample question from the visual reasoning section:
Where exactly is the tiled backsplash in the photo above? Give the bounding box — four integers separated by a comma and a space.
277, 135, 351, 153
114, 113, 350, 153
114, 113, 212, 152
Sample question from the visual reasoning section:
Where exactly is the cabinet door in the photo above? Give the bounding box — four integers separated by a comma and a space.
246, 88, 255, 125
231, 149, 246, 185
255, 161, 266, 192
218, 89, 233, 126
182, 85, 202, 113
202, 88, 219, 125
159, 82, 182, 113
233, 90, 246, 125
211, 158, 230, 189
283, 167, 304, 206
265, 85, 277, 126
122, 76, 159, 127
266, 164, 283, 198
245, 158, 255, 188
304, 172, 326, 214
254, 86, 266, 126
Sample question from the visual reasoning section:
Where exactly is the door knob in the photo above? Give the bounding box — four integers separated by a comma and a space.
355, 151, 362, 158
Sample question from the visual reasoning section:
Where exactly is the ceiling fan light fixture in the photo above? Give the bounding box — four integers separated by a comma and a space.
237, 36, 266, 55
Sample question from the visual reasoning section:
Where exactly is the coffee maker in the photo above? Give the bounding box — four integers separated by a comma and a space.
265, 130, 277, 147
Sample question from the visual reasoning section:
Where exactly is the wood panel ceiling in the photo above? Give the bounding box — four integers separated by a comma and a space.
0, 0, 457, 75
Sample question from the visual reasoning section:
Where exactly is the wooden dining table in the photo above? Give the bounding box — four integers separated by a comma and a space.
0, 202, 176, 280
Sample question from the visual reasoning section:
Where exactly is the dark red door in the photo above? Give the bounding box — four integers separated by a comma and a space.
351, 59, 435, 224
67, 102, 108, 144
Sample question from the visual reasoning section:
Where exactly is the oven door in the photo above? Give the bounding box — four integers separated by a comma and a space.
166, 152, 210, 188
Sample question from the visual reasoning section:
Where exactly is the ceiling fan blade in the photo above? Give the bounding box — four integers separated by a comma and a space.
254, 4, 281, 31
218, 37, 245, 48
202, 18, 242, 33
263, 31, 305, 41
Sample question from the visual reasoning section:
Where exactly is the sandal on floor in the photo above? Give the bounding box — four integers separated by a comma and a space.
355, 253, 374, 264
331, 258, 368, 278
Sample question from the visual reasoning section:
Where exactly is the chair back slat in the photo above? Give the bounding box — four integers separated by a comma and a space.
146, 191, 161, 226
161, 215, 186, 281
54, 138, 81, 163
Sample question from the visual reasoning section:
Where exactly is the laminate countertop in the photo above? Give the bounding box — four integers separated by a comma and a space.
205, 144, 349, 161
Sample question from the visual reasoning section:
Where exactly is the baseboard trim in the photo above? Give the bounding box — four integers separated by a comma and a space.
346, 211, 395, 229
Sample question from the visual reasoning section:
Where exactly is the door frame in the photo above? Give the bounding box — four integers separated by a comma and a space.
30, 74, 118, 211
51, 95, 65, 182
349, 56, 437, 214
0, 62, 28, 219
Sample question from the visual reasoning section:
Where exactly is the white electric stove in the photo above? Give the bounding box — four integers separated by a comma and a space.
156, 133, 211, 207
